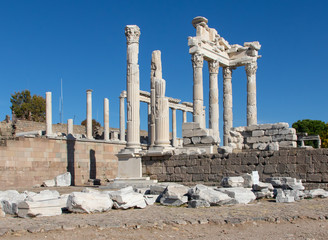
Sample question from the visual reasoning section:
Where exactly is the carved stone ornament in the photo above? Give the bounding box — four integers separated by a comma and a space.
245, 62, 258, 76
125, 25, 140, 44
192, 52, 204, 68
208, 60, 219, 74
223, 67, 233, 79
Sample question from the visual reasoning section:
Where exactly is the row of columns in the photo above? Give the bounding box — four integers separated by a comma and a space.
191, 51, 258, 146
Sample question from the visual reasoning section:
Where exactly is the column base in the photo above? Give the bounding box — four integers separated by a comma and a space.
146, 145, 174, 156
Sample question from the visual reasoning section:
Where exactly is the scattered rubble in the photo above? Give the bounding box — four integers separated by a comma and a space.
67, 192, 113, 213
42, 172, 71, 187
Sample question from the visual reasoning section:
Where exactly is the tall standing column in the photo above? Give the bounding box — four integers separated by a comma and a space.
150, 50, 162, 147
125, 25, 141, 149
245, 62, 258, 126
182, 110, 187, 123
192, 52, 204, 126
104, 98, 109, 141
208, 60, 220, 142
171, 108, 177, 147
46, 92, 52, 136
223, 67, 233, 146
67, 119, 73, 135
86, 89, 93, 139
119, 91, 126, 142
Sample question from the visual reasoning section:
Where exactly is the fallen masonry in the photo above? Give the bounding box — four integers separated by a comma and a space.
1, 173, 328, 218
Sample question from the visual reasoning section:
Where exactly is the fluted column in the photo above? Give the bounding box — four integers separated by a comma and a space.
208, 60, 220, 142
192, 52, 204, 126
245, 62, 258, 126
171, 108, 177, 147
223, 67, 233, 146
182, 110, 187, 123
125, 25, 141, 149
104, 98, 109, 141
67, 119, 73, 135
86, 89, 93, 139
46, 92, 52, 136
119, 91, 126, 142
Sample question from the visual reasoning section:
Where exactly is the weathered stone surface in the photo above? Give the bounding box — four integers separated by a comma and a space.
17, 198, 66, 218
26, 190, 60, 202
221, 176, 244, 188
188, 199, 210, 208
0, 190, 27, 215
200, 136, 215, 144
217, 146, 233, 154
109, 186, 146, 209
216, 187, 256, 204
242, 174, 253, 188
188, 184, 232, 206
42, 179, 56, 187
183, 138, 191, 145
0, 203, 5, 217
67, 192, 113, 213
159, 184, 189, 206
144, 195, 160, 205
275, 189, 294, 203
252, 182, 274, 191
149, 183, 177, 195
253, 189, 273, 199
55, 172, 71, 187
266, 177, 304, 190
304, 189, 328, 199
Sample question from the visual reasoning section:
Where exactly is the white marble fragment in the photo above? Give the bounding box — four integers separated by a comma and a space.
67, 192, 113, 213
55, 172, 71, 187
217, 187, 256, 204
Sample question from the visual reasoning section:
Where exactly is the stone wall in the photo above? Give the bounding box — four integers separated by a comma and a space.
229, 122, 297, 151
142, 148, 328, 189
0, 137, 125, 189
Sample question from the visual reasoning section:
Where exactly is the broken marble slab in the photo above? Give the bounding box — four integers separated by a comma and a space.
0, 190, 27, 215
188, 199, 210, 208
275, 189, 295, 203
109, 186, 147, 209
221, 176, 244, 188
55, 172, 71, 187
17, 198, 66, 218
26, 190, 60, 202
253, 188, 273, 199
144, 195, 160, 205
266, 177, 304, 190
216, 187, 256, 204
252, 182, 274, 191
67, 192, 113, 213
188, 184, 232, 206
304, 189, 328, 199
159, 184, 189, 206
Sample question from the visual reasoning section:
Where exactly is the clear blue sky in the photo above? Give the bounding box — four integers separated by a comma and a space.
0, 0, 327, 139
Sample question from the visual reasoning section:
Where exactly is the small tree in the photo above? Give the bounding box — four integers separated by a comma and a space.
10, 90, 46, 122
81, 119, 101, 137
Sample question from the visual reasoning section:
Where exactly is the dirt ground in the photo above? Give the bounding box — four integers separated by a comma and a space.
1, 186, 328, 239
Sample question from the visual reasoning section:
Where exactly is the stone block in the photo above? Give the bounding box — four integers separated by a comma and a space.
200, 136, 215, 144
263, 165, 276, 174
257, 124, 274, 130
272, 122, 289, 129
144, 195, 160, 205
279, 141, 297, 148
67, 192, 113, 213
188, 199, 210, 208
42, 179, 56, 187
216, 187, 256, 204
183, 138, 191, 145
109, 187, 147, 209
265, 129, 279, 135
221, 176, 244, 187
188, 184, 232, 206
279, 128, 296, 135
17, 198, 65, 218
182, 122, 200, 130
191, 136, 201, 144
252, 182, 274, 191
0, 190, 27, 215
307, 174, 322, 182
55, 172, 71, 187
275, 189, 294, 203
304, 189, 328, 198
252, 130, 264, 137
26, 190, 60, 202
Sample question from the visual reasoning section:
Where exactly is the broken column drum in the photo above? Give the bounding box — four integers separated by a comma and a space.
125, 25, 141, 150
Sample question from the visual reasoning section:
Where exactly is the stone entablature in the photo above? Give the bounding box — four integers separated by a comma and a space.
228, 123, 297, 151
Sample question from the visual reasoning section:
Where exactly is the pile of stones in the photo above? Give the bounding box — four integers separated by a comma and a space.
1, 172, 328, 218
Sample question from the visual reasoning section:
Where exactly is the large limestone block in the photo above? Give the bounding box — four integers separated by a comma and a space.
109, 186, 147, 209
275, 189, 294, 203
26, 190, 60, 202
42, 179, 56, 187
160, 184, 189, 206
217, 187, 256, 204
304, 189, 328, 199
55, 172, 71, 187
253, 182, 274, 191
221, 176, 244, 188
67, 192, 113, 213
188, 184, 232, 206
17, 199, 64, 218
149, 183, 178, 195
0, 190, 27, 215
188, 199, 210, 208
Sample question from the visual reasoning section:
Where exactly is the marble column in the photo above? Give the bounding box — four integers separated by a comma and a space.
150, 50, 162, 146
86, 89, 93, 139
182, 110, 187, 123
154, 78, 170, 147
171, 108, 177, 147
125, 25, 141, 149
245, 62, 258, 126
223, 67, 233, 146
208, 60, 220, 142
104, 98, 109, 141
67, 119, 73, 135
119, 91, 126, 142
46, 92, 52, 136
192, 52, 204, 126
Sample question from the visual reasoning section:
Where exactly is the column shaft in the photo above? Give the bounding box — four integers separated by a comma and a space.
67, 119, 73, 135
46, 92, 52, 136
208, 60, 219, 142
86, 90, 93, 139
104, 98, 109, 141
192, 52, 204, 125
171, 108, 177, 147
182, 110, 187, 123
223, 67, 233, 146
119, 92, 126, 141
245, 62, 257, 126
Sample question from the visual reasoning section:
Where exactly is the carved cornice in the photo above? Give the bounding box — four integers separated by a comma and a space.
208, 60, 219, 74
192, 52, 204, 68
223, 67, 233, 79
245, 62, 257, 76
125, 25, 140, 44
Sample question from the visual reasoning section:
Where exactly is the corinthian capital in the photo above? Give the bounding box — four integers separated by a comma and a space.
245, 62, 258, 76
208, 60, 219, 74
223, 67, 233, 79
192, 52, 204, 68
125, 25, 140, 44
